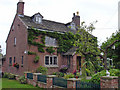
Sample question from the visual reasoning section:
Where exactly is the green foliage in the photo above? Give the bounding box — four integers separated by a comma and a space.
64, 73, 74, 79
36, 66, 48, 75
28, 28, 75, 54
41, 35, 45, 44
53, 72, 64, 77
28, 51, 36, 55
38, 47, 45, 53
90, 69, 120, 83
46, 47, 55, 54
3, 72, 9, 78
34, 56, 39, 63
101, 30, 120, 69
109, 69, 120, 76
19, 75, 27, 84
90, 70, 106, 84
8, 73, 15, 79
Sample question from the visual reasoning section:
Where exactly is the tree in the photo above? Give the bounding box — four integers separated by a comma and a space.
74, 21, 100, 76
101, 30, 120, 69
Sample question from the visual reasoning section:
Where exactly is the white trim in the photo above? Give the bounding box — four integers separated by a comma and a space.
44, 55, 58, 67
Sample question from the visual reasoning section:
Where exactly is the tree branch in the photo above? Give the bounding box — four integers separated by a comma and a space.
106, 40, 120, 50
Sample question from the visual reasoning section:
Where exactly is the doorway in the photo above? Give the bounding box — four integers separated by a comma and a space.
77, 56, 81, 71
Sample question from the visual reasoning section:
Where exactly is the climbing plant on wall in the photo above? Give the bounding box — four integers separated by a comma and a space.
28, 27, 75, 54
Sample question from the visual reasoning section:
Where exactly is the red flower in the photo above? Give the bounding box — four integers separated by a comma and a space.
13, 63, 15, 67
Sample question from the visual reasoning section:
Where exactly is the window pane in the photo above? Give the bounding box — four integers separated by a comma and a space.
54, 56, 57, 65
22, 56, 23, 64
45, 56, 49, 65
50, 57, 52, 65
14, 57, 15, 63
45, 36, 49, 46
9, 57, 12, 64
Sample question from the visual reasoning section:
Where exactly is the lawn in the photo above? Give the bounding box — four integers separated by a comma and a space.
1, 78, 42, 89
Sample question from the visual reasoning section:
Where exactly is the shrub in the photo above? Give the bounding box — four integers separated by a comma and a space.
3, 72, 9, 78
90, 69, 120, 84
59, 65, 68, 73
36, 66, 48, 75
28, 51, 36, 55
109, 69, 120, 76
52, 72, 64, 77
8, 73, 15, 79
19, 75, 27, 84
64, 73, 74, 79
34, 56, 39, 63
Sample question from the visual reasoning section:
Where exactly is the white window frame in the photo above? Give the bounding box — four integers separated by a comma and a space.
36, 16, 42, 24
45, 36, 58, 47
14, 37, 16, 46
44, 55, 58, 67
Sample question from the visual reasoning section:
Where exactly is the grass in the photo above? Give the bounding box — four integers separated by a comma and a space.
1, 78, 42, 89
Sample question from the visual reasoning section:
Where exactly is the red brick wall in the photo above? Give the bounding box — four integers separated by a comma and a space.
4, 14, 79, 76
5, 14, 28, 76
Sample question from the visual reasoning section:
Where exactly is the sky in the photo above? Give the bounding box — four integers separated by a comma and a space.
0, 0, 119, 55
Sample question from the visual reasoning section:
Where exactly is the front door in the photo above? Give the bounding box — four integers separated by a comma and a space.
77, 56, 81, 71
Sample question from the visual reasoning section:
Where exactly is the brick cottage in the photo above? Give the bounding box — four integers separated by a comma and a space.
3, 0, 86, 76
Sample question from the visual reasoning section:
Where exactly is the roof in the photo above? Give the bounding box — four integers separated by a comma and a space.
19, 15, 77, 34
63, 47, 78, 56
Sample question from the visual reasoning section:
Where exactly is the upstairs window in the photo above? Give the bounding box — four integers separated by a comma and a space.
36, 16, 41, 24
14, 37, 16, 46
22, 56, 23, 64
45, 36, 57, 47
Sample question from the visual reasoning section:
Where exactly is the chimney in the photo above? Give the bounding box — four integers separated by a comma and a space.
72, 12, 80, 27
17, 0, 24, 15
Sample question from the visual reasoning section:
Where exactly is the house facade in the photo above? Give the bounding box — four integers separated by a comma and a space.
3, 0, 85, 76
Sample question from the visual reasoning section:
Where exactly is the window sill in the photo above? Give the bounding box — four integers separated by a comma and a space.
45, 45, 58, 47
45, 65, 58, 68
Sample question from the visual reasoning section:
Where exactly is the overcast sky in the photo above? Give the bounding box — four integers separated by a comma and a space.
0, 0, 119, 55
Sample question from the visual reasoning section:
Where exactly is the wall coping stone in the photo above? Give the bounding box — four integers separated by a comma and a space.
33, 73, 42, 75
101, 76, 118, 80
67, 78, 81, 81
24, 72, 31, 74
47, 75, 57, 78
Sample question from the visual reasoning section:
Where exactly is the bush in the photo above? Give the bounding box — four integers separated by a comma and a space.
54, 72, 64, 77
36, 66, 48, 74
64, 73, 74, 79
109, 69, 120, 76
90, 69, 120, 84
8, 73, 15, 79
3, 72, 9, 78
59, 65, 68, 73
34, 56, 39, 63
19, 75, 27, 84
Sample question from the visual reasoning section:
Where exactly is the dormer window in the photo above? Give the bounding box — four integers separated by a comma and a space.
32, 13, 43, 24
36, 16, 41, 24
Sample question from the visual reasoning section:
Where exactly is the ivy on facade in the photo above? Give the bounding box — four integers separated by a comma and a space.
28, 27, 75, 54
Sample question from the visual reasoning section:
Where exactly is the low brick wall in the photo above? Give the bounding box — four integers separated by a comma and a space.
38, 81, 47, 88
27, 79, 34, 85
100, 76, 118, 88
15, 75, 20, 81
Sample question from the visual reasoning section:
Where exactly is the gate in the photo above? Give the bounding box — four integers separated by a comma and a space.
76, 81, 100, 89
53, 77, 67, 88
